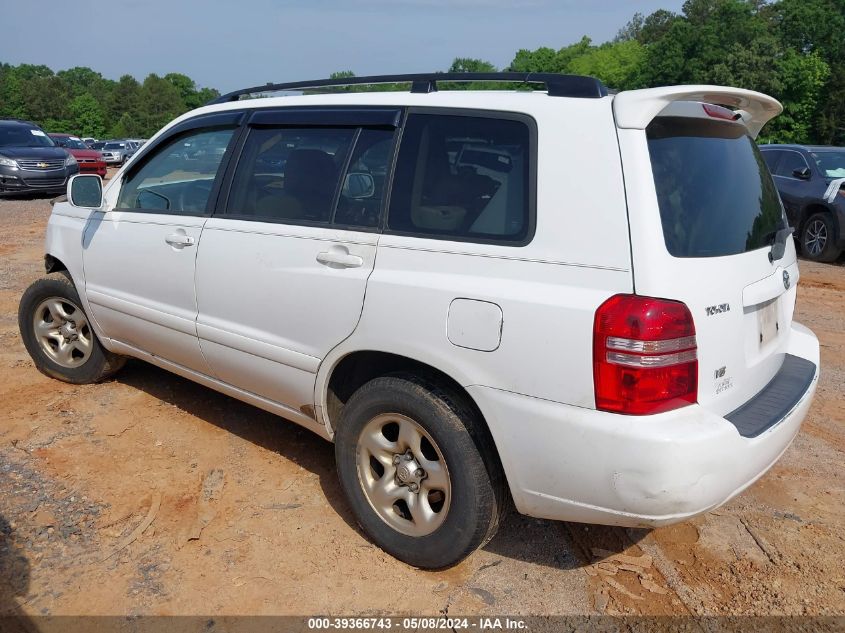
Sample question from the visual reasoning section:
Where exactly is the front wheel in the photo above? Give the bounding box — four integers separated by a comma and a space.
334, 374, 505, 569
18, 273, 125, 384
801, 212, 841, 263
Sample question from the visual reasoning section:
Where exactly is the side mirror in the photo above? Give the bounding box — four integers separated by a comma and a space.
343, 172, 375, 199
792, 167, 812, 180
68, 174, 103, 208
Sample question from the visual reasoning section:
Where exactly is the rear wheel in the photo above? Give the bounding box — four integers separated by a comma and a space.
334, 374, 505, 569
801, 212, 841, 262
18, 273, 125, 384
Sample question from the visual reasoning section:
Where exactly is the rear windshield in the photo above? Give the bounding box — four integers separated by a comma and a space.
51, 136, 88, 150
647, 116, 785, 258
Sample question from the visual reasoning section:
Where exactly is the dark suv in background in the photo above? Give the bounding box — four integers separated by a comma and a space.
0, 119, 79, 196
760, 144, 845, 262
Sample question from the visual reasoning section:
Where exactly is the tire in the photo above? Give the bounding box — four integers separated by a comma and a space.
800, 212, 841, 263
334, 373, 506, 569
18, 272, 125, 384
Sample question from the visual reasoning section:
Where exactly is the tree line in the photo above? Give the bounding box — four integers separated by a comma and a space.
1, 0, 842, 144
0, 65, 219, 139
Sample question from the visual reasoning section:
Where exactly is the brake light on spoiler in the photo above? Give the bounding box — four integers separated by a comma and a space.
593, 294, 698, 415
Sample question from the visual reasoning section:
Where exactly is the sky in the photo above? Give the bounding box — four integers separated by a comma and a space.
0, 0, 684, 93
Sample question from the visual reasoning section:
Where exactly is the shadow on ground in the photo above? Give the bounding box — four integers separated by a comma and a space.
115, 359, 646, 571
0, 513, 37, 632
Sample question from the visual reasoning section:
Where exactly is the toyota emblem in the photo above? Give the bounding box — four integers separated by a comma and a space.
783, 270, 790, 290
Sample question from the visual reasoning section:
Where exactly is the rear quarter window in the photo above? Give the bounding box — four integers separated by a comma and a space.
387, 112, 533, 244
647, 117, 785, 258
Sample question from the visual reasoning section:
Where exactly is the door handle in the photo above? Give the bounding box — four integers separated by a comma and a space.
165, 233, 195, 248
316, 250, 364, 268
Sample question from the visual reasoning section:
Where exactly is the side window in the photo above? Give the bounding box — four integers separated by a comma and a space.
761, 150, 782, 175
226, 127, 355, 223
334, 128, 395, 229
776, 151, 809, 178
116, 128, 235, 214
387, 113, 532, 243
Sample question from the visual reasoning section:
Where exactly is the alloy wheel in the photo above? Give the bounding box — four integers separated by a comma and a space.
32, 297, 93, 368
804, 219, 828, 256
356, 413, 451, 537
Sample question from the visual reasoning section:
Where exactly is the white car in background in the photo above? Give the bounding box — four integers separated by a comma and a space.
18, 73, 819, 569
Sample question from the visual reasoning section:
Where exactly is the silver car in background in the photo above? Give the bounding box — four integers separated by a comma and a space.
100, 140, 137, 165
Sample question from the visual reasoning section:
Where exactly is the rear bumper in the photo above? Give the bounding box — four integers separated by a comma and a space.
78, 162, 107, 177
470, 321, 819, 527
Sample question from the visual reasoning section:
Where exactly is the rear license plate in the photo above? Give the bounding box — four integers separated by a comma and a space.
757, 299, 779, 347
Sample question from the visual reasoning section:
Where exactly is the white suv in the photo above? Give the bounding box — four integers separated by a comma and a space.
18, 73, 820, 569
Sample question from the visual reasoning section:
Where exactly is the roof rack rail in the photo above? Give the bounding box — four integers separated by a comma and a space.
208, 72, 608, 105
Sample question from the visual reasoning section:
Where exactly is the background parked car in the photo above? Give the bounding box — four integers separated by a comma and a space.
760, 144, 845, 262
0, 118, 79, 196
100, 140, 136, 165
48, 133, 107, 178
89, 141, 106, 151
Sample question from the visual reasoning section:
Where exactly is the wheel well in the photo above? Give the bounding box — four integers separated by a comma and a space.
327, 352, 466, 425
800, 204, 831, 228
44, 254, 68, 274
326, 351, 507, 487
800, 204, 839, 242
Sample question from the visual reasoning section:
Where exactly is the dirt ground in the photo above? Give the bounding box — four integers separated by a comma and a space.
0, 181, 843, 620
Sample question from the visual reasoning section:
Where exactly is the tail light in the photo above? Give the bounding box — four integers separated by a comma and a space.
702, 103, 740, 121
593, 294, 697, 415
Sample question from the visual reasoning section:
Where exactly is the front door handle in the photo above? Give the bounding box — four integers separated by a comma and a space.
165, 233, 195, 248
316, 249, 364, 268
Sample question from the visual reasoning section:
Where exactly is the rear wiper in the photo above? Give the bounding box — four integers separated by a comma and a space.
767, 226, 794, 263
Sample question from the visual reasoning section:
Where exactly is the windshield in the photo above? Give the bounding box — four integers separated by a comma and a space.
809, 150, 845, 179
0, 127, 56, 148
51, 136, 89, 150
647, 116, 786, 258
104, 142, 125, 149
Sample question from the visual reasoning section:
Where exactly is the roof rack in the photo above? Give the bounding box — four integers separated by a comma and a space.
208, 72, 608, 105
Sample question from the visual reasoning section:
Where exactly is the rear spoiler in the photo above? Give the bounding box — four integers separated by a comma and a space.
612, 85, 782, 139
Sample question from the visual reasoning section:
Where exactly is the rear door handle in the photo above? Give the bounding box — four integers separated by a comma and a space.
165, 233, 195, 248
316, 250, 364, 268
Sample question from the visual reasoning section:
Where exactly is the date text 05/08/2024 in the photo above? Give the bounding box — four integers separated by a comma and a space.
307, 617, 528, 630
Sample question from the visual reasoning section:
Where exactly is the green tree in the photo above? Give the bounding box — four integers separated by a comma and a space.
107, 75, 141, 135
509, 46, 561, 73
448, 58, 497, 73
137, 73, 184, 135
763, 51, 830, 143
568, 40, 646, 90
444, 58, 500, 90
21, 75, 72, 131
69, 93, 107, 138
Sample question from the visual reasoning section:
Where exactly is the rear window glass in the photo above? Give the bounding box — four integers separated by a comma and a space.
388, 113, 531, 243
647, 117, 785, 258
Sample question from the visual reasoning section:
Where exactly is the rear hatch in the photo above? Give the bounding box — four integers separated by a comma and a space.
621, 100, 798, 416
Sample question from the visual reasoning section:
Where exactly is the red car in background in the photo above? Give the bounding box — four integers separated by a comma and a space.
47, 134, 107, 177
